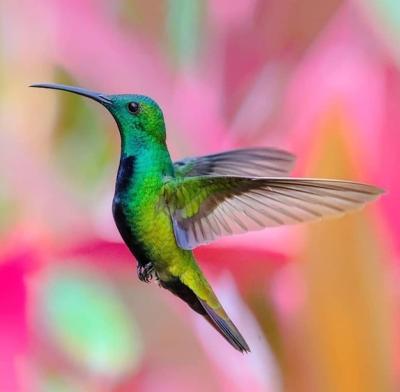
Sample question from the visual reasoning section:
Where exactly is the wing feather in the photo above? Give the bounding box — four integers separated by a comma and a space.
174, 147, 295, 178
163, 176, 384, 250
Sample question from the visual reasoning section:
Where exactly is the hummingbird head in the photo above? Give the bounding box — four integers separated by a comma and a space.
30, 83, 167, 145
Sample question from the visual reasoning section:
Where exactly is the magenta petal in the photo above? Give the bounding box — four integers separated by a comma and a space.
0, 254, 31, 392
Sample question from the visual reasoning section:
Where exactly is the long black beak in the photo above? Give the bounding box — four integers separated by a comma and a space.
30, 83, 112, 105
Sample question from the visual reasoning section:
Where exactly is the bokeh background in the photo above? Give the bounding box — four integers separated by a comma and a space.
1, 1, 399, 391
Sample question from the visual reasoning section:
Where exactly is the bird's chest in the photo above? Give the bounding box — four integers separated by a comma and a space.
112, 185, 161, 265
112, 156, 165, 251
112, 191, 157, 234
113, 181, 159, 238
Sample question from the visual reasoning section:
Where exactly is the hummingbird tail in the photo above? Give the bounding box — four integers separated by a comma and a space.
159, 277, 250, 353
198, 297, 250, 353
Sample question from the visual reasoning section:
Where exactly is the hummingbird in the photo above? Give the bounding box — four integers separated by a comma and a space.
31, 83, 383, 353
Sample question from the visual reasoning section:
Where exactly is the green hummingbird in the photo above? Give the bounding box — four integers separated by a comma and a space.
31, 83, 383, 353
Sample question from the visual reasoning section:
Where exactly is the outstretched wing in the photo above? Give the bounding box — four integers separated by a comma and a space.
173, 148, 295, 178
163, 176, 384, 250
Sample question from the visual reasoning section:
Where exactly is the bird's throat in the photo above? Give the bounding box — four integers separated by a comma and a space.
115, 155, 137, 194
114, 142, 174, 200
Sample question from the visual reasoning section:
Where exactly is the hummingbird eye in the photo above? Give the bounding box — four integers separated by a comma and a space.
128, 102, 140, 114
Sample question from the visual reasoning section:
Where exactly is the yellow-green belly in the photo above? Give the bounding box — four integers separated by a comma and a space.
113, 186, 193, 280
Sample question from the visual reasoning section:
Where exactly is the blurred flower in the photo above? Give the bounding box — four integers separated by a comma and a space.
0, 254, 29, 392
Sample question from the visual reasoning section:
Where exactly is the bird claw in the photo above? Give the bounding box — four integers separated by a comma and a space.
137, 262, 154, 283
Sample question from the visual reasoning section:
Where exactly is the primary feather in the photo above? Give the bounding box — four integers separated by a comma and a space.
163, 176, 384, 250
174, 147, 295, 178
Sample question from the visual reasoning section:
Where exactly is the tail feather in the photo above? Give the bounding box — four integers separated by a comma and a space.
198, 297, 250, 353
159, 277, 250, 353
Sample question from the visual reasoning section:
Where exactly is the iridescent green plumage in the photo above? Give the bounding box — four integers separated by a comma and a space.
31, 83, 384, 353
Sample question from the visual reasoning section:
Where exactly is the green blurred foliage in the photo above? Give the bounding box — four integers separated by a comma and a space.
0, 180, 19, 235
51, 71, 116, 200
41, 264, 143, 378
166, 0, 204, 68
116, 0, 167, 41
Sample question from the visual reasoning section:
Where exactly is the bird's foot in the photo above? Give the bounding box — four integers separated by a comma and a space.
137, 262, 154, 283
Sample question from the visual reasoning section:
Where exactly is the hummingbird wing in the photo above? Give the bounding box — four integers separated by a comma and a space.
163, 176, 384, 250
173, 147, 295, 178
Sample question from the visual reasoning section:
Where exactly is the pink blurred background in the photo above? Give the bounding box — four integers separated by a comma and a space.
1, 1, 399, 391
